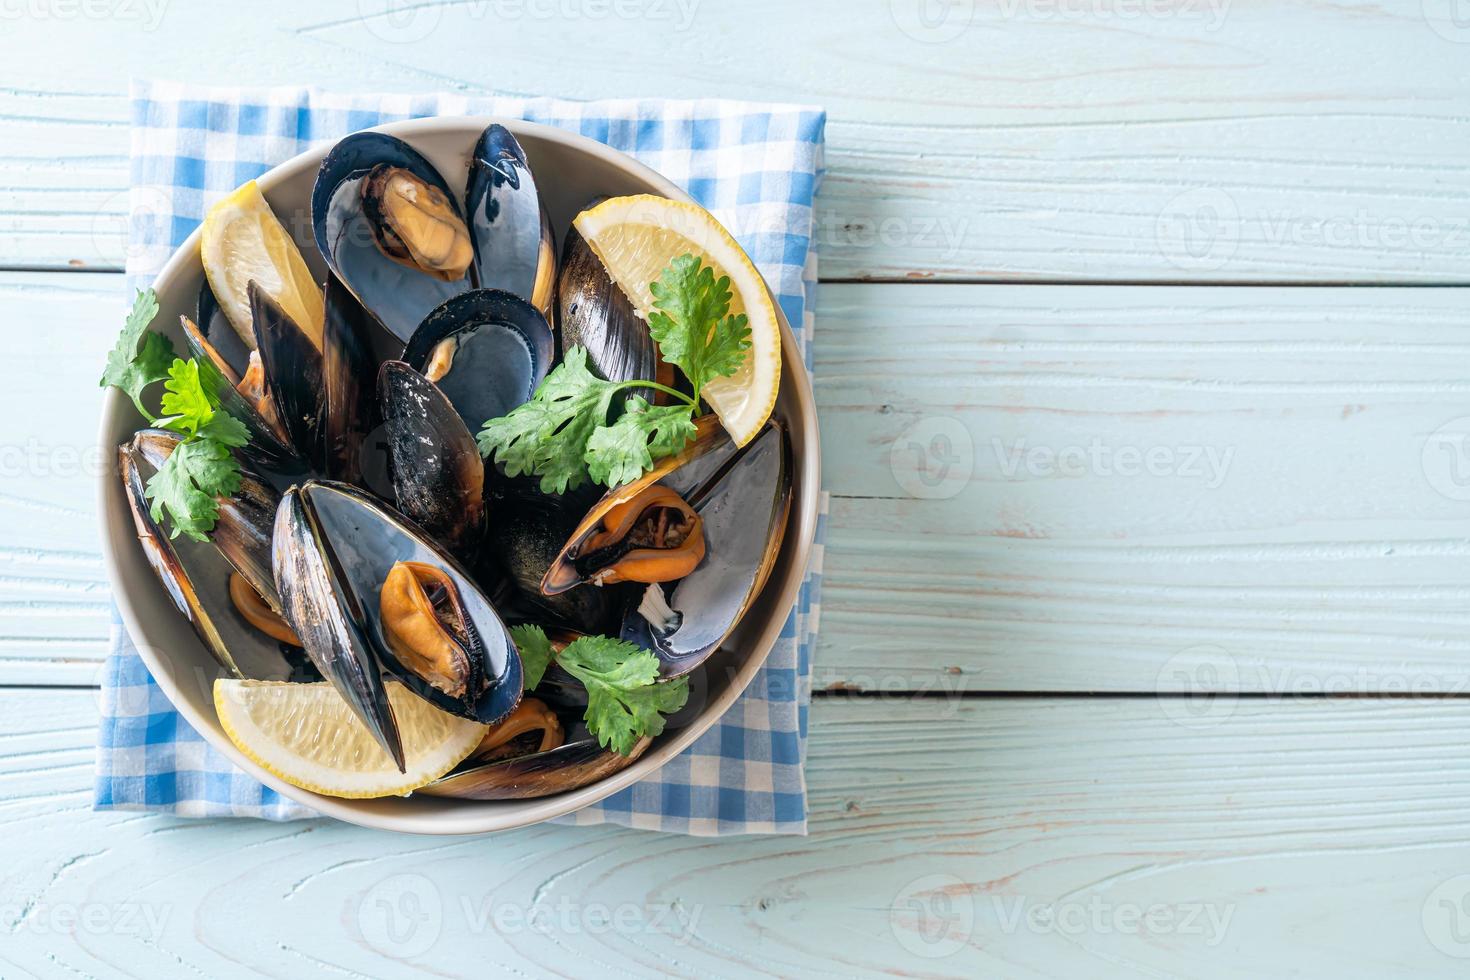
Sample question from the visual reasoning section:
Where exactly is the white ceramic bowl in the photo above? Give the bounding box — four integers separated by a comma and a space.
96, 117, 820, 835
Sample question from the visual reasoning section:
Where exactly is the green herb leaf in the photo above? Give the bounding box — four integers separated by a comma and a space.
509, 624, 556, 692
99, 289, 175, 418
157, 359, 218, 437
477, 347, 627, 494
584, 396, 699, 488
145, 438, 241, 542
555, 634, 689, 756
646, 253, 751, 397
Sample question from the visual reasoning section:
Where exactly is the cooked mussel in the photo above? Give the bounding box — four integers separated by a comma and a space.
540, 415, 731, 595
361, 164, 474, 282
466, 124, 556, 317
312, 132, 472, 343
180, 315, 309, 484
619, 420, 792, 678
250, 282, 325, 468
558, 222, 673, 399
543, 485, 704, 592
379, 360, 485, 561
380, 561, 483, 700
464, 696, 563, 764
422, 628, 650, 800
402, 289, 553, 436
487, 480, 621, 635
119, 432, 293, 680
273, 481, 523, 770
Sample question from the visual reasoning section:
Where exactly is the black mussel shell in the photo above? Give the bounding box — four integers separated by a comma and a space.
179, 316, 309, 486
620, 421, 793, 678
198, 279, 252, 378
311, 131, 472, 344
466, 123, 556, 317
486, 480, 621, 635
132, 429, 282, 614
378, 360, 486, 563
540, 415, 730, 595
402, 289, 554, 435
422, 732, 651, 800
275, 482, 522, 735
320, 272, 380, 486
119, 434, 292, 681
558, 222, 669, 400
274, 484, 405, 770
250, 282, 325, 470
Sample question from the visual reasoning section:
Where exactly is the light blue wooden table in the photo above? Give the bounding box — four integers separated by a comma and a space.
3, 2, 1470, 976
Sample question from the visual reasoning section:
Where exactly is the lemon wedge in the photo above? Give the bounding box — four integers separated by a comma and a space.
214, 679, 486, 799
201, 180, 325, 351
573, 195, 781, 447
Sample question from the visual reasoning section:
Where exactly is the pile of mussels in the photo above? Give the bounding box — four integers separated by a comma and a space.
117, 124, 792, 800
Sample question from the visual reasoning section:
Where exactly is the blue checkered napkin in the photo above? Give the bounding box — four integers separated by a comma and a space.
95, 82, 827, 836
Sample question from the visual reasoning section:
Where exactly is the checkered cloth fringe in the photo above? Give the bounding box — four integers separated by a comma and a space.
94, 82, 827, 836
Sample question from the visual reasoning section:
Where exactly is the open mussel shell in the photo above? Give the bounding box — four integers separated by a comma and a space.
379, 360, 486, 562
558, 222, 673, 399
402, 289, 554, 435
486, 479, 622, 635
466, 123, 556, 318
540, 415, 732, 594
180, 315, 309, 485
320, 272, 379, 485
132, 429, 282, 613
619, 420, 793, 678
311, 132, 473, 344
250, 282, 325, 470
274, 482, 522, 753
422, 734, 651, 800
118, 433, 292, 681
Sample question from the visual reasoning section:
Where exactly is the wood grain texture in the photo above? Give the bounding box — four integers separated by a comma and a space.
0, 1, 1467, 280
4, 689, 1470, 978
12, 271, 1469, 693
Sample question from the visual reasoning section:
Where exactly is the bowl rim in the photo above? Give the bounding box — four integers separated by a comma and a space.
95, 115, 822, 835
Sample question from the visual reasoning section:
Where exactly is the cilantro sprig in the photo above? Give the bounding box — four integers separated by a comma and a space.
510, 625, 689, 756
478, 253, 750, 492
101, 289, 249, 542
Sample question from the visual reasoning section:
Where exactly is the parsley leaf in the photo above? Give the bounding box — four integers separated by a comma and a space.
477, 253, 752, 491
584, 396, 699, 488
646, 253, 751, 395
477, 347, 625, 494
157, 359, 217, 436
555, 635, 689, 756
98, 287, 251, 543
99, 289, 175, 417
146, 438, 241, 541
509, 624, 556, 692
